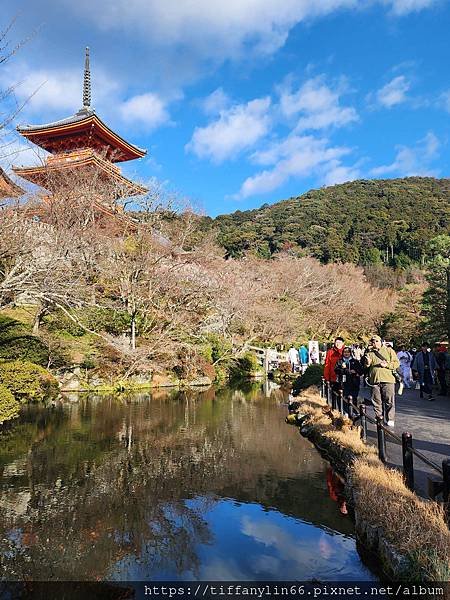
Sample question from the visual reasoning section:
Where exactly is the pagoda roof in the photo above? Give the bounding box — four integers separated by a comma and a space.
13, 149, 148, 198
17, 110, 147, 163
0, 167, 24, 199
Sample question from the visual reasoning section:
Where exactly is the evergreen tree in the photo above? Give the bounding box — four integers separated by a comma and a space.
422, 235, 450, 342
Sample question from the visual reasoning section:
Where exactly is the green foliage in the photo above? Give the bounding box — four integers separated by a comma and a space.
383, 284, 425, 346
79, 354, 96, 370
293, 364, 324, 394
0, 384, 20, 423
422, 235, 450, 342
44, 307, 131, 338
44, 311, 85, 337
83, 308, 130, 336
0, 361, 59, 403
0, 315, 49, 366
211, 178, 450, 266
205, 333, 233, 364
229, 352, 262, 378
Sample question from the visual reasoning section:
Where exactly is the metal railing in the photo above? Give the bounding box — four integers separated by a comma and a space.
320, 378, 450, 518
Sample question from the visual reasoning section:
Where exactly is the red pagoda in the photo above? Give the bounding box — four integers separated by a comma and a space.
0, 167, 24, 200
13, 48, 148, 204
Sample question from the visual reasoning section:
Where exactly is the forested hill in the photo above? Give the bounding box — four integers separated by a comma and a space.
212, 177, 450, 265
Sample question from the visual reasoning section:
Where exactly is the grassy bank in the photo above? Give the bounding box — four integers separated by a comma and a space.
290, 388, 450, 582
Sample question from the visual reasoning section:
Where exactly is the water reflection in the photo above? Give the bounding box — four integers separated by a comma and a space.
0, 383, 376, 581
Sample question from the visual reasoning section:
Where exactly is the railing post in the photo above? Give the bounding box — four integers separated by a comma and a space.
359, 404, 367, 442
376, 417, 387, 463
402, 432, 415, 491
321, 377, 325, 398
326, 382, 332, 407
338, 388, 344, 414
443, 459, 450, 501
443, 459, 450, 522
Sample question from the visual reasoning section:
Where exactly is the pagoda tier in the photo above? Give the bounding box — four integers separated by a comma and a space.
13, 148, 147, 199
17, 110, 146, 163
0, 167, 24, 199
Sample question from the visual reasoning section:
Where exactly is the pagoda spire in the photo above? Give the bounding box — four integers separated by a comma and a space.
82, 46, 91, 111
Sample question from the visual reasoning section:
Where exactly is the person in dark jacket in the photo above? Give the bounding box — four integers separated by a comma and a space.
434, 343, 448, 396
412, 342, 437, 401
335, 346, 363, 416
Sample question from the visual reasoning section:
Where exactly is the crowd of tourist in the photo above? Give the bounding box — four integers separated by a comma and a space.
287, 337, 450, 429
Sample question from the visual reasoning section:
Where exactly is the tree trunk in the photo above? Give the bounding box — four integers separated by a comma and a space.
32, 305, 47, 334
130, 314, 136, 351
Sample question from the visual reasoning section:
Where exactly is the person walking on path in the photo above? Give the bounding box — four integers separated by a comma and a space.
434, 343, 448, 396
288, 345, 300, 373
298, 345, 309, 373
324, 337, 345, 405
334, 346, 363, 416
364, 335, 400, 427
412, 342, 437, 401
397, 346, 413, 389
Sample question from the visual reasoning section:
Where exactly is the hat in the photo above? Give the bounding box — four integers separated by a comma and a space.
370, 335, 382, 342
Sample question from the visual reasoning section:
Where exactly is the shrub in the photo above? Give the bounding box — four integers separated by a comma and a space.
0, 361, 59, 403
83, 307, 130, 336
229, 352, 262, 379
44, 310, 86, 336
277, 361, 292, 375
0, 384, 20, 423
0, 315, 49, 366
205, 334, 232, 364
293, 363, 324, 394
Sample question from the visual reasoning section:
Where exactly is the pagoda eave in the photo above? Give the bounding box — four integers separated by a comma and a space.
0, 167, 24, 199
17, 113, 146, 163
13, 155, 147, 198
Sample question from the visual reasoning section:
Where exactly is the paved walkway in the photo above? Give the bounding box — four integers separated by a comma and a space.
360, 384, 450, 498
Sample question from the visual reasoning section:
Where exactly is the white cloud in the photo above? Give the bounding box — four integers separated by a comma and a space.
56, 0, 437, 75
3, 63, 119, 119
202, 88, 231, 116
238, 134, 353, 197
385, 0, 438, 15
0, 135, 47, 171
279, 77, 358, 131
371, 132, 440, 176
2, 62, 172, 135
59, 0, 358, 62
186, 97, 272, 163
119, 92, 171, 130
376, 75, 410, 108
440, 90, 450, 113
322, 160, 361, 186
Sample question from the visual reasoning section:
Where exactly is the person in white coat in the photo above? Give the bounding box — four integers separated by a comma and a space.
288, 346, 300, 372
397, 346, 412, 389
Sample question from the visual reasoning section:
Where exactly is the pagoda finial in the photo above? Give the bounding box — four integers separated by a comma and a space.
82, 46, 91, 111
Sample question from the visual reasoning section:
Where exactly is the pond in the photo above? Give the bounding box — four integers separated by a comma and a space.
0, 383, 377, 583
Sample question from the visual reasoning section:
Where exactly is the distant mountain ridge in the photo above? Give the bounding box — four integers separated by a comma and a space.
211, 177, 450, 265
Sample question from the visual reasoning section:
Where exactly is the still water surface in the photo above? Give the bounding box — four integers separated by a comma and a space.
0, 384, 377, 581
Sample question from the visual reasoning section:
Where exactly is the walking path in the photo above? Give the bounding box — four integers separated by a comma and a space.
360, 384, 450, 498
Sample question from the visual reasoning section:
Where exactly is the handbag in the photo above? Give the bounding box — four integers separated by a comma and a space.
372, 348, 402, 383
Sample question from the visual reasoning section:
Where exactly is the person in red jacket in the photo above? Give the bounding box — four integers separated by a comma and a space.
324, 337, 345, 406
324, 337, 345, 382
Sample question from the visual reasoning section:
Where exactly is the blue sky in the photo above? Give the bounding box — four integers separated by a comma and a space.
2, 0, 450, 216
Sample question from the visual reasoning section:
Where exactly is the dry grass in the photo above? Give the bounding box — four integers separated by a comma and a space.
296, 388, 450, 581
352, 460, 450, 580
298, 389, 377, 458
